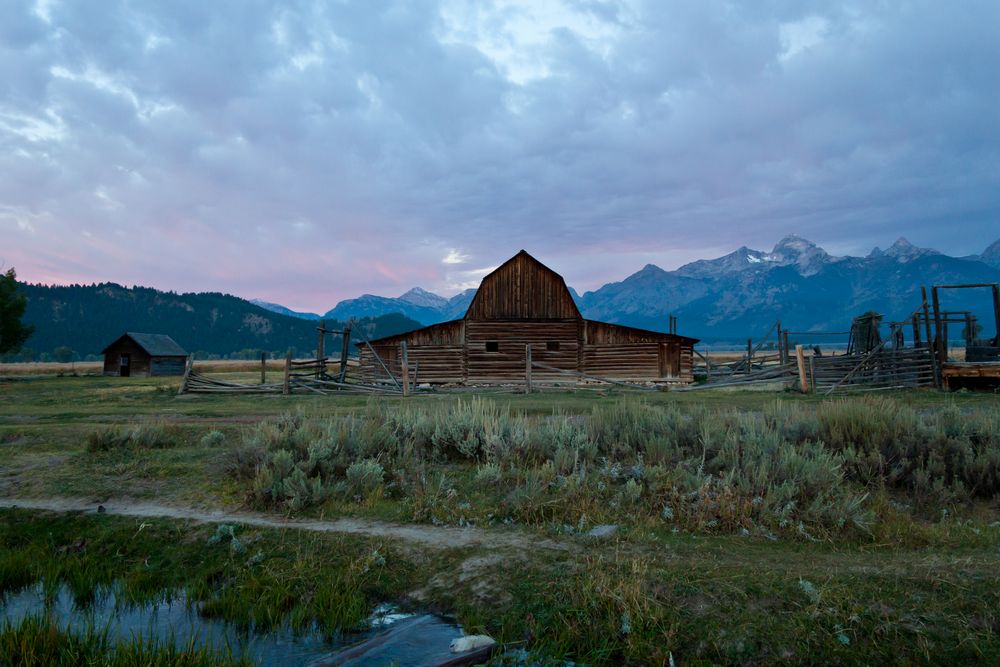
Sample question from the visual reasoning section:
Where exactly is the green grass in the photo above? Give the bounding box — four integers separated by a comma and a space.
0, 615, 251, 667
0, 510, 440, 636
2, 375, 1000, 664
2, 509, 998, 665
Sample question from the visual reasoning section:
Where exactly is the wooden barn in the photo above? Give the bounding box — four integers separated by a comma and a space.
102, 332, 188, 377
358, 251, 698, 386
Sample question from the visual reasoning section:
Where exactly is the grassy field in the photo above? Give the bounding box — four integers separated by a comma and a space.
1, 373, 999, 664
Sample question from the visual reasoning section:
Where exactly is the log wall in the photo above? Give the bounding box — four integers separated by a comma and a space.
582, 343, 660, 379
149, 357, 187, 376
102, 338, 152, 376
466, 320, 579, 383
358, 320, 467, 384
582, 320, 695, 382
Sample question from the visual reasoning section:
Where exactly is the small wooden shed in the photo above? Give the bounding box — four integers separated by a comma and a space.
358, 250, 698, 386
102, 332, 188, 377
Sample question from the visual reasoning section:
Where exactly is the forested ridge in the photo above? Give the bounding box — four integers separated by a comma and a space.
6, 282, 421, 361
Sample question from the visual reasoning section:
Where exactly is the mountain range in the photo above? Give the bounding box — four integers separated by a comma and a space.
10, 235, 999, 360
253, 236, 1000, 343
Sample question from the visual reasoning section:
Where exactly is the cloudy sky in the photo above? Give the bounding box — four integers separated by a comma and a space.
1, 0, 998, 311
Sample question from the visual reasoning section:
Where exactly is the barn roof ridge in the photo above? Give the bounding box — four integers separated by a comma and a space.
102, 332, 187, 356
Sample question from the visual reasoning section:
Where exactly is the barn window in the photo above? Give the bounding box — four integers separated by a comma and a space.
485, 341, 499, 352
546, 341, 560, 351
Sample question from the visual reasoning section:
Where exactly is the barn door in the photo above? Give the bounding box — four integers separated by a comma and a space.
120, 354, 131, 377
658, 343, 680, 378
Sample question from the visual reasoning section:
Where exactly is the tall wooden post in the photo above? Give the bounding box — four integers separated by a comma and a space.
912, 314, 921, 348
315, 319, 326, 379
177, 355, 193, 396
525, 344, 532, 394
932, 287, 945, 366
317, 319, 326, 360
776, 321, 782, 363
283, 350, 292, 395
783, 331, 790, 365
400, 341, 410, 397
795, 345, 809, 393
339, 320, 353, 383
260, 352, 266, 385
943, 319, 949, 359
992, 284, 1000, 346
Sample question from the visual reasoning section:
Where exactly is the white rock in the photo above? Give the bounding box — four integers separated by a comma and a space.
587, 524, 618, 538
449, 634, 496, 653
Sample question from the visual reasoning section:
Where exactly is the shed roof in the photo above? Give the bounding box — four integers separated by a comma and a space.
103, 332, 187, 357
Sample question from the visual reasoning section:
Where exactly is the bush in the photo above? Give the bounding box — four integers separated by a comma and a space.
229, 397, 997, 536
200, 430, 226, 447
475, 462, 503, 486
430, 398, 527, 462
222, 446, 268, 481
86, 423, 177, 452
345, 459, 385, 498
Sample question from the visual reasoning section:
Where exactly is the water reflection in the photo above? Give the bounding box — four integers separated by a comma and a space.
1, 583, 465, 666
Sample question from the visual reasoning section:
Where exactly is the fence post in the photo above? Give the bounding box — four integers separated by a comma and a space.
339, 320, 353, 383
177, 355, 193, 396
776, 321, 782, 363
283, 351, 292, 395
525, 344, 532, 394
260, 352, 267, 385
795, 345, 809, 393
401, 341, 410, 397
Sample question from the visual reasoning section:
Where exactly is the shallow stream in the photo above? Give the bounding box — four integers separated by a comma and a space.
1, 582, 468, 666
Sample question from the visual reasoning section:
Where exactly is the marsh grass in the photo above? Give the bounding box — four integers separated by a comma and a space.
499, 544, 1000, 665
3, 508, 998, 666
0, 615, 250, 667
0, 510, 429, 640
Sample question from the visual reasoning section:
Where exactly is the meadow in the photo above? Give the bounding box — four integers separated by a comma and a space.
1, 372, 998, 664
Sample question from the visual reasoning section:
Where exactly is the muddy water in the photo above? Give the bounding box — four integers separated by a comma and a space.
1, 583, 467, 666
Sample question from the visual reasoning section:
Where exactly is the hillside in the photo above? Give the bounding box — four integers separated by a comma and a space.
11, 283, 422, 361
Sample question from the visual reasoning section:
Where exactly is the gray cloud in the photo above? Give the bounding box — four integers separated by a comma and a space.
1, 0, 998, 309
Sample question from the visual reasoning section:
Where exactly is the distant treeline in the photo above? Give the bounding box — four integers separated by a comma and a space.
4, 282, 421, 361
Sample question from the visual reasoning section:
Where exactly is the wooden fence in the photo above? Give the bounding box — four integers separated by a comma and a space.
809, 346, 935, 393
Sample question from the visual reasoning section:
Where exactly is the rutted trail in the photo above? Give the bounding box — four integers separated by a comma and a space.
2, 496, 571, 552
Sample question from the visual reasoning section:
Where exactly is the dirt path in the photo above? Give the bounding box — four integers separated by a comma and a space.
2, 496, 571, 552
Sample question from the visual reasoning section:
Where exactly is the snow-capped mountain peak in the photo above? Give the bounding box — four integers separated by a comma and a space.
398, 287, 449, 309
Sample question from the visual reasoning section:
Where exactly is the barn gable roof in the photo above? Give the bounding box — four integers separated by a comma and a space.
463, 249, 581, 320
102, 332, 187, 357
